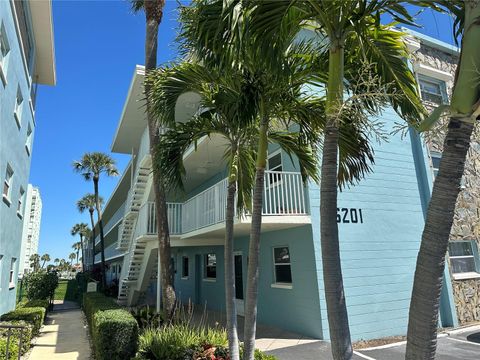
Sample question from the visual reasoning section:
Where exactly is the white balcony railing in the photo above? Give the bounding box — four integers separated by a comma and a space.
139, 171, 307, 238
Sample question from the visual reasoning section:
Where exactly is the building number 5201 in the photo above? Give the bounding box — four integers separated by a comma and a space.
337, 208, 364, 224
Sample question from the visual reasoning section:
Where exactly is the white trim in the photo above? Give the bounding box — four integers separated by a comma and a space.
3, 194, 11, 206
414, 63, 453, 82
270, 283, 293, 290
452, 272, 480, 280
352, 351, 377, 360
0, 63, 6, 87
202, 278, 216, 283
445, 336, 480, 347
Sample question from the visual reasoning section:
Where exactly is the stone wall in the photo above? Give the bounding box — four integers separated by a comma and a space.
412, 43, 480, 325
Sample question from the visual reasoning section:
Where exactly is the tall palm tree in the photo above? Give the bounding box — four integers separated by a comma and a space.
72, 242, 82, 265
78, 193, 103, 271
68, 253, 76, 266
181, 1, 426, 358
130, 0, 176, 319
71, 223, 89, 271
54, 258, 60, 266
406, 2, 480, 359
73, 153, 118, 289
149, 60, 330, 359
40, 254, 50, 269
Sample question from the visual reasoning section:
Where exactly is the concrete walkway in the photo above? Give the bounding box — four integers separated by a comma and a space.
27, 300, 91, 360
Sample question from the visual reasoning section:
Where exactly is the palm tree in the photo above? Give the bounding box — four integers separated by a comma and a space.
78, 193, 103, 271
29, 254, 40, 272
68, 253, 77, 266
406, 2, 480, 359
71, 223, 89, 271
40, 254, 51, 269
180, 1, 426, 358
149, 59, 331, 358
54, 258, 60, 267
130, 0, 176, 319
72, 242, 82, 265
73, 153, 118, 289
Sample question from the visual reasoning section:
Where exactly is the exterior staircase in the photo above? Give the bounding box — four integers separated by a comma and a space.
117, 236, 148, 304
116, 164, 150, 250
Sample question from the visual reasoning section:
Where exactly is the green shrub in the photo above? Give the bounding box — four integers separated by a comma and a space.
0, 307, 45, 335
93, 309, 139, 360
83, 292, 138, 360
138, 324, 227, 360
23, 271, 59, 300
19, 299, 50, 310
0, 336, 19, 359
0, 320, 34, 354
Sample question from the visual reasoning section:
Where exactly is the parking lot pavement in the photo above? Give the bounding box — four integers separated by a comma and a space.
356, 326, 480, 360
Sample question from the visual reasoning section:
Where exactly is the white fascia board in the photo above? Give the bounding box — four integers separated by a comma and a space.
414, 63, 454, 82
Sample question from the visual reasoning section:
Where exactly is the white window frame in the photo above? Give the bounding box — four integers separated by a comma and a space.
203, 253, 217, 281
9, 257, 16, 289
0, 21, 9, 86
271, 246, 293, 289
25, 122, 33, 155
449, 241, 480, 280
17, 186, 25, 218
14, 86, 24, 129
3, 164, 13, 205
430, 151, 441, 180
418, 74, 448, 105
181, 256, 189, 279
267, 150, 283, 186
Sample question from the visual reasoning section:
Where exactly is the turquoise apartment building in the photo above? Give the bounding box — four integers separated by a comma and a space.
0, 0, 55, 315
93, 31, 471, 341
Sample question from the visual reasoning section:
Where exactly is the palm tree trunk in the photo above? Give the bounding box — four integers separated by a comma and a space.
225, 174, 240, 360
89, 209, 96, 271
79, 234, 85, 271
93, 177, 107, 290
405, 3, 480, 358
243, 115, 268, 360
321, 41, 353, 360
144, 0, 176, 319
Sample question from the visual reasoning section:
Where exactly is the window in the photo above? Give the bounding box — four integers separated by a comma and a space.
449, 241, 479, 279
3, 165, 13, 204
0, 21, 10, 86
204, 253, 216, 280
17, 187, 25, 217
182, 256, 189, 279
25, 123, 32, 155
9, 258, 17, 288
267, 151, 283, 185
431, 152, 441, 179
419, 76, 447, 104
14, 86, 23, 128
273, 247, 292, 285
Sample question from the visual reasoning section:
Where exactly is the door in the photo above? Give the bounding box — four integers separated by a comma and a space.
234, 252, 244, 316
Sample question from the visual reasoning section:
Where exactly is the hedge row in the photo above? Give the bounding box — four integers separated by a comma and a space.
18, 299, 50, 310
0, 320, 34, 356
83, 292, 138, 360
0, 307, 45, 336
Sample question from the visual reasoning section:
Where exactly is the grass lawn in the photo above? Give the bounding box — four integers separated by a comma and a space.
54, 279, 80, 302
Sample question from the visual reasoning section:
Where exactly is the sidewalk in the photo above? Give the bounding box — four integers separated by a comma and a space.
27, 300, 91, 360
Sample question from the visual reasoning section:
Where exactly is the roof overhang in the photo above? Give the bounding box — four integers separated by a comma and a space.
402, 28, 460, 56
111, 65, 203, 154
29, 0, 56, 85
111, 65, 146, 154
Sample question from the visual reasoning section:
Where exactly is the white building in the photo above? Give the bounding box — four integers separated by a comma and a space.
19, 185, 42, 276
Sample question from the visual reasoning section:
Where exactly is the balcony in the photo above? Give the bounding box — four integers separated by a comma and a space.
137, 171, 310, 240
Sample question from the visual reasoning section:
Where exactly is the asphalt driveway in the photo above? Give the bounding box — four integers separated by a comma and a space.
264, 326, 480, 360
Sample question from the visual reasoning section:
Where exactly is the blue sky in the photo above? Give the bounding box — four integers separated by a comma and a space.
32, 1, 457, 262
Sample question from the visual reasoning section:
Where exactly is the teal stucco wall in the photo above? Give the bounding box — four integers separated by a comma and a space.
0, 1, 37, 316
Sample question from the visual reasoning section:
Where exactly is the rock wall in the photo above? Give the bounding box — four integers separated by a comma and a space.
412, 43, 480, 325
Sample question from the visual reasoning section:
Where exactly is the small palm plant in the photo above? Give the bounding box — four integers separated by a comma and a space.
77, 193, 103, 270
73, 152, 118, 289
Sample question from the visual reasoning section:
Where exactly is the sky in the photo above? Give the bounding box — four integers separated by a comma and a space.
32, 1, 458, 262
